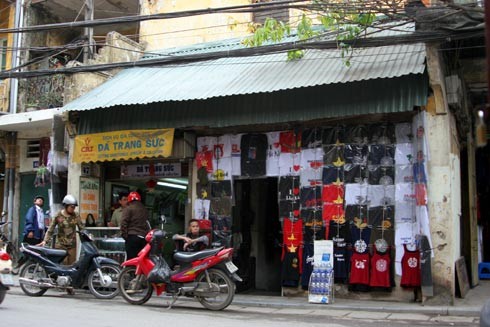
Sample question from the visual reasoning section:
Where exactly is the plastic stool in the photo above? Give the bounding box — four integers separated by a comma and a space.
479, 262, 490, 279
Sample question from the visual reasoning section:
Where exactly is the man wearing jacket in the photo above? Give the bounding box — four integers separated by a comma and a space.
120, 191, 150, 259
22, 195, 46, 245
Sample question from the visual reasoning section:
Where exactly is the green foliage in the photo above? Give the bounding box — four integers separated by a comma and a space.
243, 9, 377, 66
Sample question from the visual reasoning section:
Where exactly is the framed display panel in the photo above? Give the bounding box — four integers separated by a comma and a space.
111, 184, 129, 205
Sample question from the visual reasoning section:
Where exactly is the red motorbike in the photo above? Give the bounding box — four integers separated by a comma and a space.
118, 229, 241, 311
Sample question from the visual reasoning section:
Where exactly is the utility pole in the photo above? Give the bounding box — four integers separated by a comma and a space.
83, 0, 95, 62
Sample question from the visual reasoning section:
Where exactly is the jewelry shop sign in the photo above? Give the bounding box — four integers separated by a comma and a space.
121, 162, 182, 178
74, 128, 174, 163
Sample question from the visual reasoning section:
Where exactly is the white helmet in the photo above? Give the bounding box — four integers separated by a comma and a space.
62, 194, 78, 206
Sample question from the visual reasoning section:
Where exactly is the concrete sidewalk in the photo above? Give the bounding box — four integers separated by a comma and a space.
7, 274, 488, 318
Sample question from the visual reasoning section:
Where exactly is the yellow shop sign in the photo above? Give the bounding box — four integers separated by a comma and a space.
73, 128, 174, 163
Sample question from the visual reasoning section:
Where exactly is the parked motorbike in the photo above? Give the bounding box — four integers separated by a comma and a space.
118, 229, 241, 311
0, 222, 14, 304
19, 230, 120, 299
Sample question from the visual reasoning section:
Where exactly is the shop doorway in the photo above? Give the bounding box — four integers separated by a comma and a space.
477, 144, 490, 265
233, 178, 282, 294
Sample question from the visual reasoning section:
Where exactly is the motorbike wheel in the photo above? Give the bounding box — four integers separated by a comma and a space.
118, 266, 153, 305
196, 268, 235, 311
0, 288, 6, 304
88, 264, 121, 299
19, 262, 48, 297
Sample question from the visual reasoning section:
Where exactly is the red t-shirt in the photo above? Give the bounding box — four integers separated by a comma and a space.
369, 249, 391, 288
350, 251, 370, 285
400, 244, 421, 288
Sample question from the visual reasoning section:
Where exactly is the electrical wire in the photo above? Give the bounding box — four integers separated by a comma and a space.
0, 28, 482, 79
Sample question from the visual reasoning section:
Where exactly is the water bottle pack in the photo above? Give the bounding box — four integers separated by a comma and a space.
308, 262, 334, 303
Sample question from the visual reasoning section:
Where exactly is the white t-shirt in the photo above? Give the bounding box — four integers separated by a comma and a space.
197, 136, 217, 153
395, 183, 415, 204
395, 143, 413, 165
344, 183, 368, 205
266, 132, 281, 177
395, 123, 412, 143
300, 168, 322, 187
300, 148, 324, 170
367, 185, 395, 207
215, 135, 233, 159
194, 199, 210, 220
278, 153, 301, 176
395, 164, 414, 184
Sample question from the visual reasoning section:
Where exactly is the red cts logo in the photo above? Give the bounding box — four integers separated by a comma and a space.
81, 137, 93, 152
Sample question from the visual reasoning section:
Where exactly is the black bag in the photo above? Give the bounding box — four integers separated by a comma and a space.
147, 255, 171, 284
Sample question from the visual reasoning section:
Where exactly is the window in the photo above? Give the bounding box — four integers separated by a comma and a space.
0, 39, 6, 71
27, 140, 40, 158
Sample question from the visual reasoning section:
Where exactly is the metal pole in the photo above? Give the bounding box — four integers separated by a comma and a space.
83, 0, 94, 62
9, 0, 24, 114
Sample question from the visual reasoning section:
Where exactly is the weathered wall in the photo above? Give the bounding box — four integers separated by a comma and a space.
64, 32, 145, 104
425, 44, 462, 304
425, 111, 461, 304
140, 0, 252, 50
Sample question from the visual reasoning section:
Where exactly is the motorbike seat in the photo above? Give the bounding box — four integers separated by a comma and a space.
25, 245, 67, 258
173, 247, 223, 263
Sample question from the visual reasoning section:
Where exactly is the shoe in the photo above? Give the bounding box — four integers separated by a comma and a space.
66, 288, 75, 295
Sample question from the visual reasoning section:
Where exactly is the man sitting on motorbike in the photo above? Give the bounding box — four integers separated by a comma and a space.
173, 219, 209, 252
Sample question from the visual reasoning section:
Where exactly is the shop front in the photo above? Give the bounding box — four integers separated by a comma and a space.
70, 128, 193, 263
61, 36, 467, 302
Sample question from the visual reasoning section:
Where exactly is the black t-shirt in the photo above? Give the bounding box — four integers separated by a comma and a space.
323, 144, 345, 166
301, 127, 323, 149
278, 200, 300, 220
344, 144, 368, 165
210, 181, 232, 197
368, 166, 395, 185
278, 176, 300, 201
344, 164, 368, 184
281, 250, 300, 287
322, 166, 344, 185
368, 145, 395, 165
240, 134, 267, 177
322, 126, 345, 145
300, 186, 322, 208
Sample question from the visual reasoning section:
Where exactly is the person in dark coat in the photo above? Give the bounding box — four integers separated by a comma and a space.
22, 195, 46, 245
120, 191, 150, 259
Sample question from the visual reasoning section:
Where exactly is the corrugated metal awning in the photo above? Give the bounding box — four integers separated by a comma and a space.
63, 43, 426, 112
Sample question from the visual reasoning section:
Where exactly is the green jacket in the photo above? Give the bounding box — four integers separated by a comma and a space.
44, 209, 84, 248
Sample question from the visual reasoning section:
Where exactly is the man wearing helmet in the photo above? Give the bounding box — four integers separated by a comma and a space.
120, 191, 150, 259
38, 194, 84, 265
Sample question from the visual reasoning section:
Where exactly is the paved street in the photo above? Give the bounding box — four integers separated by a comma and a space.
0, 290, 479, 327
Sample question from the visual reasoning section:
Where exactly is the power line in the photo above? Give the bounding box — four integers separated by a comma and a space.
0, 29, 482, 79
0, 0, 312, 34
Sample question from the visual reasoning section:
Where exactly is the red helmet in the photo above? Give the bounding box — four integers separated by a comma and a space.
128, 191, 141, 203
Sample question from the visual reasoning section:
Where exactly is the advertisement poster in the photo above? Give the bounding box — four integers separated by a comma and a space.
313, 240, 334, 267
79, 177, 100, 225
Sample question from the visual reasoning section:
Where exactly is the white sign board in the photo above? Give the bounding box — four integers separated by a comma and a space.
313, 240, 334, 267
121, 163, 181, 178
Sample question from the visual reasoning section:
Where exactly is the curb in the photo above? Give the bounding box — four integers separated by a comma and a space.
7, 284, 482, 317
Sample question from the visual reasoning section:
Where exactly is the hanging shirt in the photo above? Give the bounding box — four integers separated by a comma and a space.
278, 176, 300, 201
344, 164, 368, 184
367, 185, 395, 207
350, 251, 370, 286
395, 183, 415, 204
300, 168, 323, 187
395, 165, 414, 184
344, 144, 368, 165
196, 151, 214, 173
301, 127, 323, 149
322, 185, 345, 204
370, 248, 391, 288
323, 126, 345, 145
230, 134, 242, 176
301, 148, 324, 170
300, 186, 322, 208
400, 243, 421, 288
266, 131, 281, 177
214, 135, 232, 159
322, 166, 344, 185
395, 143, 413, 165
368, 166, 395, 186
323, 144, 345, 166
197, 136, 217, 153
395, 123, 412, 143
278, 153, 301, 176
279, 131, 300, 153
36, 205, 45, 230
279, 200, 300, 221
344, 183, 368, 205
368, 145, 395, 165
240, 134, 267, 177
